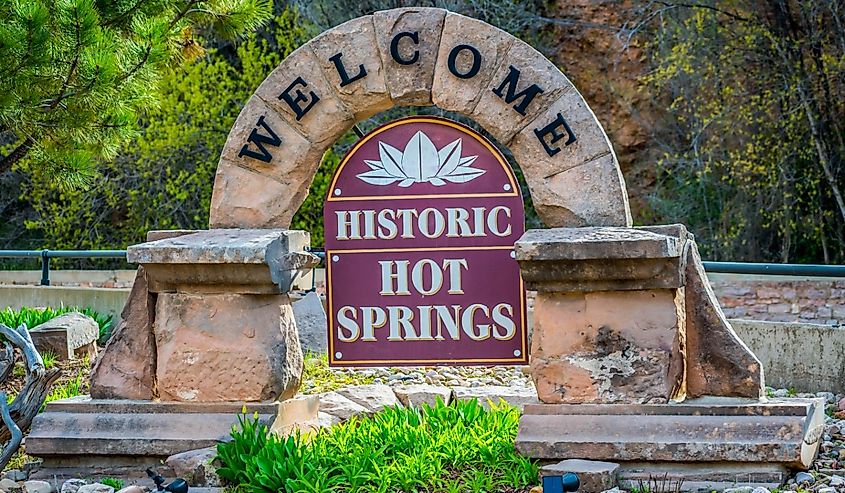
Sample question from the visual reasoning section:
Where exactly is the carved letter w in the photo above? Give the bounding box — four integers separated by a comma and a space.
238, 116, 282, 163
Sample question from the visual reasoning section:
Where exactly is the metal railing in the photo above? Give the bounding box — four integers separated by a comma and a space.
0, 250, 126, 286
1, 249, 844, 286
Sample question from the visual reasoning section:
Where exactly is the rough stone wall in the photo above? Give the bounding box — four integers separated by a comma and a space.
709, 275, 845, 326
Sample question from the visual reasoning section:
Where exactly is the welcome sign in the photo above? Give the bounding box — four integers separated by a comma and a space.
324, 116, 527, 366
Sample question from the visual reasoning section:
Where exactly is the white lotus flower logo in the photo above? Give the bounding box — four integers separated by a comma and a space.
356, 131, 485, 187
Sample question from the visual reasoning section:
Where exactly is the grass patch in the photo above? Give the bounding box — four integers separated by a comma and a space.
0, 306, 114, 345
300, 352, 375, 394
45, 374, 85, 404
99, 478, 125, 490
217, 399, 538, 493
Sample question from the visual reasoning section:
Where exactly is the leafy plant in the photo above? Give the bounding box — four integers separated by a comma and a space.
99, 478, 124, 490
299, 352, 375, 394
41, 351, 56, 370
45, 375, 85, 404
216, 398, 537, 493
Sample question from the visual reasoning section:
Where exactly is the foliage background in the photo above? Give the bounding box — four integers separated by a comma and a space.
0, 0, 843, 265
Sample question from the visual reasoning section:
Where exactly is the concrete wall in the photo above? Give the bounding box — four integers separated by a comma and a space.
732, 319, 845, 393
0, 285, 130, 318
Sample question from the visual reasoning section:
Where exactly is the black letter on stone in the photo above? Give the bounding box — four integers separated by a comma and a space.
279, 76, 319, 121
533, 112, 576, 157
238, 115, 282, 163
390, 31, 420, 65
492, 66, 544, 116
329, 52, 367, 87
447, 44, 481, 79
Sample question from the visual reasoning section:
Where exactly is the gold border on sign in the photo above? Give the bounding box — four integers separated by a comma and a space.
326, 116, 520, 202
326, 246, 528, 366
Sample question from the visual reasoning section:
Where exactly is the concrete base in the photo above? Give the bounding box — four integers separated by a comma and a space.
26, 396, 318, 480
516, 398, 824, 486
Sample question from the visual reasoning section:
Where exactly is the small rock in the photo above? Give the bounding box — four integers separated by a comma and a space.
76, 483, 114, 493
601, 488, 621, 493
750, 488, 770, 493
773, 388, 789, 398
818, 392, 836, 404
393, 384, 451, 407
24, 481, 52, 493
838, 397, 845, 412
795, 472, 816, 484
115, 487, 146, 493
60, 479, 87, 493
818, 488, 836, 493
336, 384, 401, 413
1, 472, 25, 483
0, 479, 23, 493
723, 487, 754, 493
529, 487, 542, 493
829, 476, 845, 486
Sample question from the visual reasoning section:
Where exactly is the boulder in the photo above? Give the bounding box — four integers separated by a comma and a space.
336, 384, 401, 413
30, 313, 98, 360
319, 391, 369, 421
292, 292, 327, 354
59, 480, 86, 493
165, 446, 221, 487
23, 481, 52, 493
394, 384, 451, 407
75, 485, 113, 493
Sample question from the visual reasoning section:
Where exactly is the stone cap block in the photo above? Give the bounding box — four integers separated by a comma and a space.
515, 225, 689, 292
128, 229, 319, 294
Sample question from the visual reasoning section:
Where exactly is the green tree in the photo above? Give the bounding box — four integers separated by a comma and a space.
18, 7, 315, 253
639, 0, 845, 263
0, 0, 272, 186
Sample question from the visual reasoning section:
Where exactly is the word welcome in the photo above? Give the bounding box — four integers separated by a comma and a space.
238, 32, 578, 164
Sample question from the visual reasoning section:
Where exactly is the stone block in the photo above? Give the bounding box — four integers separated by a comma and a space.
146, 230, 196, 242
26, 399, 293, 477
394, 384, 451, 407
451, 385, 540, 410
336, 384, 400, 413
516, 399, 825, 469
373, 7, 446, 105
154, 293, 303, 402
292, 292, 327, 354
530, 289, 685, 404
309, 16, 393, 119
164, 447, 220, 487
254, 46, 354, 145
209, 160, 308, 229
540, 459, 619, 493
90, 267, 157, 400
516, 226, 686, 292
128, 229, 318, 294
432, 12, 515, 116
472, 38, 573, 145
30, 313, 98, 360
684, 240, 763, 399
537, 154, 632, 228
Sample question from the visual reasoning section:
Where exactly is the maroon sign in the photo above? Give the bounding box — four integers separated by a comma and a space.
324, 116, 527, 366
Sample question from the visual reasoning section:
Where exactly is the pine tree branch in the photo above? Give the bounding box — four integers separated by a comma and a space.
652, 1, 751, 22
0, 138, 33, 174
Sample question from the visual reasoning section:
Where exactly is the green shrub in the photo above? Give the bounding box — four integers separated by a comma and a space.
0, 306, 114, 345
99, 478, 125, 490
217, 399, 538, 493
45, 375, 85, 404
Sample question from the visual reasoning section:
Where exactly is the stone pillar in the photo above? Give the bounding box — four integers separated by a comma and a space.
125, 229, 318, 402
514, 225, 824, 487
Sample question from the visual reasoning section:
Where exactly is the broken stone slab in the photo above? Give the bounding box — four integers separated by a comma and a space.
393, 384, 451, 408
515, 226, 687, 292
154, 293, 302, 402
516, 399, 825, 469
292, 292, 327, 354
451, 385, 540, 410
89, 267, 157, 400
684, 239, 764, 399
318, 391, 369, 421
540, 459, 619, 493
336, 384, 401, 413
269, 395, 320, 436
127, 229, 318, 294
617, 462, 788, 492
30, 313, 98, 361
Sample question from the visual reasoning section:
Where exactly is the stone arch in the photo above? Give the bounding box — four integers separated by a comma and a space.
209, 8, 632, 231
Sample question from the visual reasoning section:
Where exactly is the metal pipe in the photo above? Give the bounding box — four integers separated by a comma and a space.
701, 261, 845, 277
